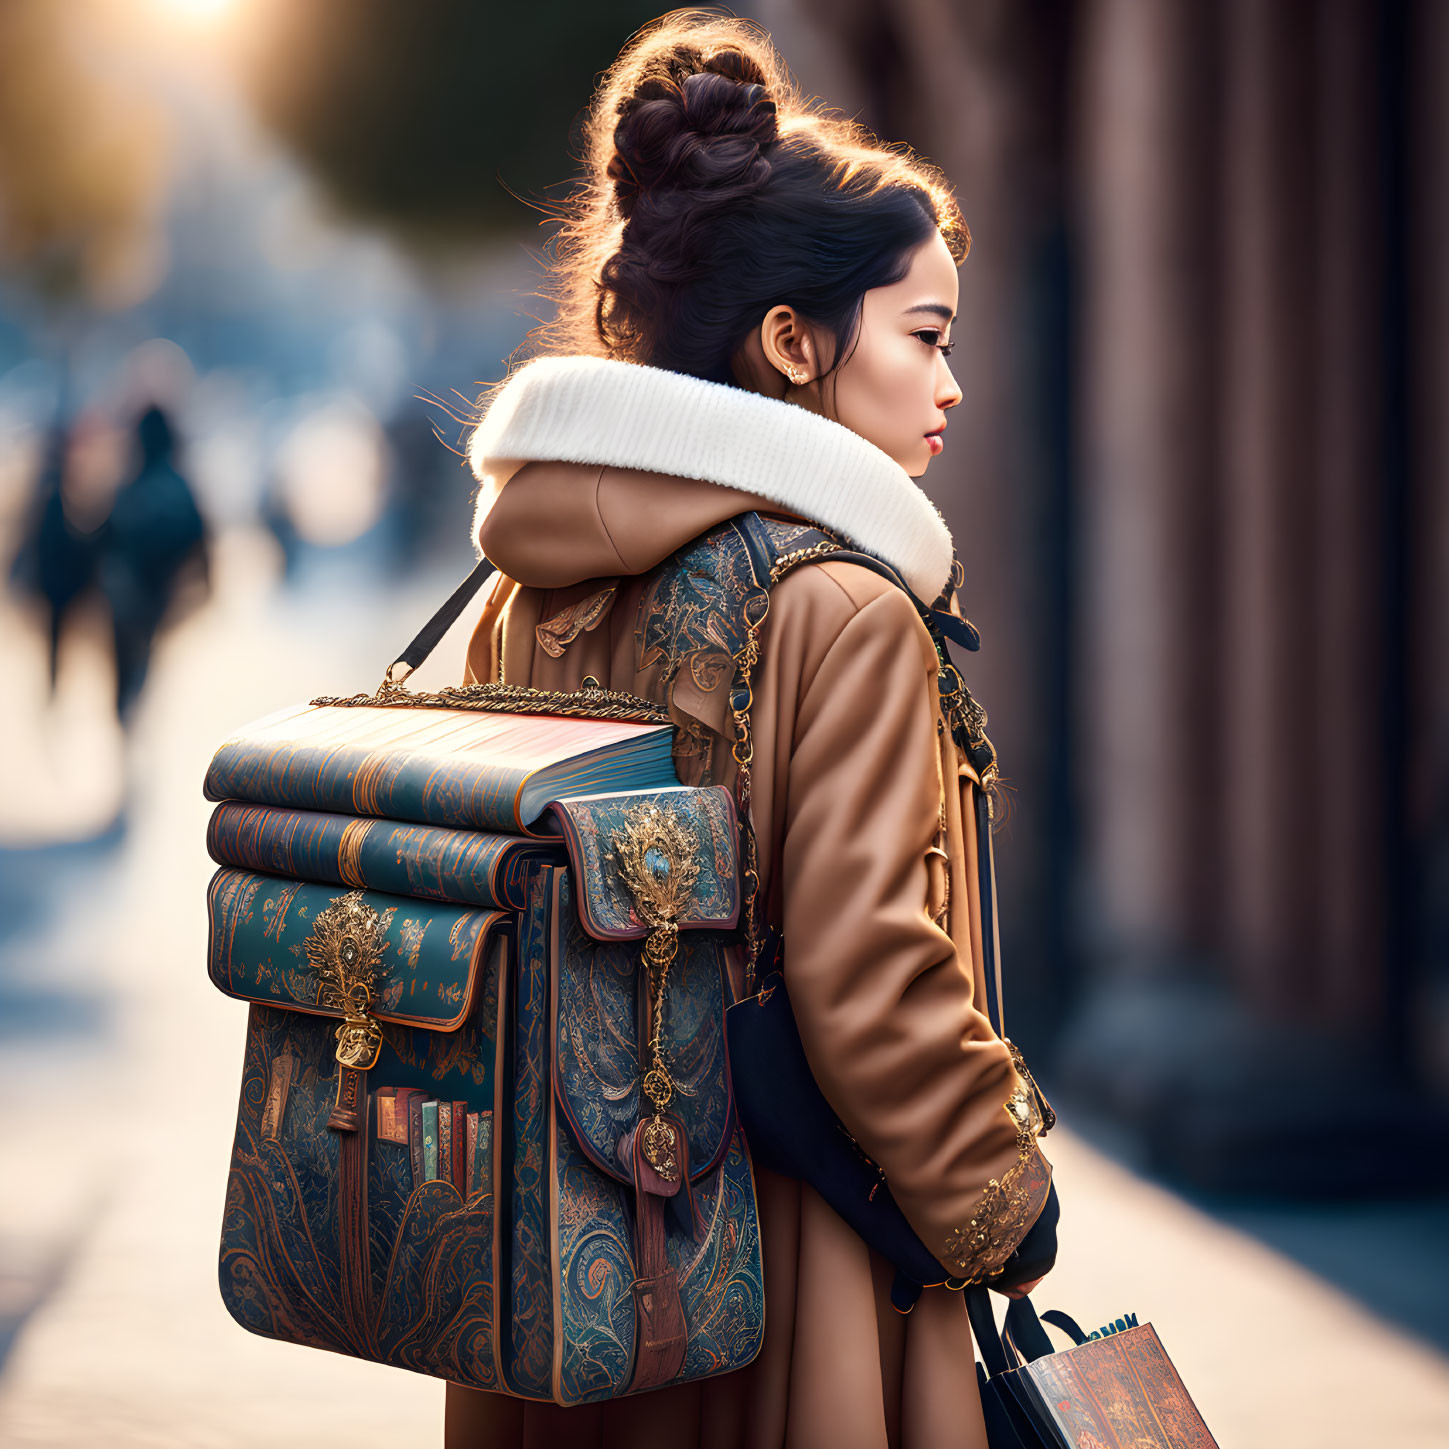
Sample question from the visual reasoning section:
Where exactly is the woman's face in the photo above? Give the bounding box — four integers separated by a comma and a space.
739, 229, 963, 477
826, 231, 963, 477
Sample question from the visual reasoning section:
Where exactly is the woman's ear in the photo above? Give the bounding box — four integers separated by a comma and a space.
757, 304, 819, 383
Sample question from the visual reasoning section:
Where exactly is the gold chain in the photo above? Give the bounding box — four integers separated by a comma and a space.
310, 677, 670, 724
607, 799, 699, 1181
934, 656, 999, 798
731, 540, 851, 990
769, 540, 847, 580
641, 925, 679, 1116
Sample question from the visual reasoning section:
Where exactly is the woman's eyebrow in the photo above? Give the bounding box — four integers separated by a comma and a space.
902, 303, 956, 323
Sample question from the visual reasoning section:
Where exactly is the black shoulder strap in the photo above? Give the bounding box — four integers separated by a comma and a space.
734, 512, 981, 650
382, 514, 977, 686
382, 555, 497, 685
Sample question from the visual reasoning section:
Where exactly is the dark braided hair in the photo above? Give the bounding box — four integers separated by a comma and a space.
495, 8, 968, 392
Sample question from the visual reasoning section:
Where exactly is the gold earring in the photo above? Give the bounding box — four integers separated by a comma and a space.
785, 364, 804, 385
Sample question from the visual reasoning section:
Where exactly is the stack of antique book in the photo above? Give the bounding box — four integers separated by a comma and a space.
371, 1086, 492, 1197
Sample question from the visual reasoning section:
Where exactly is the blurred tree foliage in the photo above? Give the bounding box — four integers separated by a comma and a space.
239, 0, 663, 249
0, 0, 169, 309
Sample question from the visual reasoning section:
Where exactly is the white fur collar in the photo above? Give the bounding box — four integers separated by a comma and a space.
468, 354, 955, 601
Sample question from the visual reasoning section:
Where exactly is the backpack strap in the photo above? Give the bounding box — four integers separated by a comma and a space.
723, 512, 1000, 994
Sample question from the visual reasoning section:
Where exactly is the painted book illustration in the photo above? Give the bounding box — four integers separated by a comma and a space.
450, 1100, 468, 1194
472, 1112, 493, 1197
1019, 1325, 1220, 1448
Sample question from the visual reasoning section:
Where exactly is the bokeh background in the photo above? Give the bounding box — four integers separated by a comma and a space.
0, 2, 1445, 1444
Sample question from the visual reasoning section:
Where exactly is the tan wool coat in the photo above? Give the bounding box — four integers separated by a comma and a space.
443, 459, 1055, 1449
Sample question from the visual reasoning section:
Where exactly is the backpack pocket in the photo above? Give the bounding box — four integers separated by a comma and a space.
212, 873, 511, 1391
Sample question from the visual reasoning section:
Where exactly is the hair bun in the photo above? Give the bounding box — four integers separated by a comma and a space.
608, 45, 779, 217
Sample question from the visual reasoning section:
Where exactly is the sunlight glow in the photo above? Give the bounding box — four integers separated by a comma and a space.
153, 0, 239, 23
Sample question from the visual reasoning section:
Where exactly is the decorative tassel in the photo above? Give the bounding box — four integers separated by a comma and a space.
328, 1064, 364, 1133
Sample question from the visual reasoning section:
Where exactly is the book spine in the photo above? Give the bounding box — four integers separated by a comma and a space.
451, 1101, 468, 1195
207, 803, 531, 909
438, 1103, 453, 1186
204, 737, 527, 833
472, 1110, 493, 1197
421, 1101, 440, 1182
373, 1086, 409, 1145
407, 1092, 427, 1186
496, 850, 537, 911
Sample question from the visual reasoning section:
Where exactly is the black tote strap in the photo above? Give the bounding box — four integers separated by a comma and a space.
967, 1291, 1058, 1383
1004, 1296, 1057, 1363
384, 555, 498, 685
1039, 1308, 1089, 1345
965, 1286, 1012, 1378
970, 1292, 1090, 1385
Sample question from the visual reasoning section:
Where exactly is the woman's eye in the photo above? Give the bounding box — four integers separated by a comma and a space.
915, 330, 955, 358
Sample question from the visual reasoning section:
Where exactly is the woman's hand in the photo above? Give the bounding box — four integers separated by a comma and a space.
996, 1273, 1046, 1300
983, 1180, 1059, 1300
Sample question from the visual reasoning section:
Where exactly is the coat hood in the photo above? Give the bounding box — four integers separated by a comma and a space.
467, 354, 957, 600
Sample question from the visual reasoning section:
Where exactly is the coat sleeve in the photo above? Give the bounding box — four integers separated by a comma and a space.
775, 580, 1054, 1284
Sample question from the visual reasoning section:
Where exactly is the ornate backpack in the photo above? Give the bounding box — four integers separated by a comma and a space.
203, 509, 1020, 1403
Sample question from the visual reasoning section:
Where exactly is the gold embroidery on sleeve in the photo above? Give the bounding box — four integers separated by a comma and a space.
1005, 1037, 1057, 1134
941, 1044, 1054, 1282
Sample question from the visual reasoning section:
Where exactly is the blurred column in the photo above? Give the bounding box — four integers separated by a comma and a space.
1218, 0, 1320, 1015
1408, 14, 1449, 846
1056, 0, 1255, 1170
1312, 0, 1387, 1030
1071, 0, 1219, 971
1410, 0, 1449, 1087
1061, 0, 1446, 1192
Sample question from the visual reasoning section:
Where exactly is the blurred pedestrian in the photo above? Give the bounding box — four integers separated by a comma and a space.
7, 422, 94, 696
94, 404, 210, 727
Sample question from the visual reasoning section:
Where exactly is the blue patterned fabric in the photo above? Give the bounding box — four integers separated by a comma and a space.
507, 867, 555, 1397
635, 514, 835, 781
219, 987, 505, 1387
553, 868, 736, 1184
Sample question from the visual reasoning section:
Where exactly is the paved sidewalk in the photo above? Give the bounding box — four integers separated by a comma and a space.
1, 534, 1446, 1447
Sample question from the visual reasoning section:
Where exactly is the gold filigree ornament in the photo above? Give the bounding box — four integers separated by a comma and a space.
304, 890, 388, 1071
941, 1044, 1055, 1283
608, 801, 702, 1182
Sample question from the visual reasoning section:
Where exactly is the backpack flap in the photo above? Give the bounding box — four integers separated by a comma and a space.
206, 866, 512, 1032
543, 786, 741, 1185
548, 870, 737, 1188
544, 784, 741, 938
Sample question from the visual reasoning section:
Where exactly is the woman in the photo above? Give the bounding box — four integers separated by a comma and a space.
447, 11, 1056, 1448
